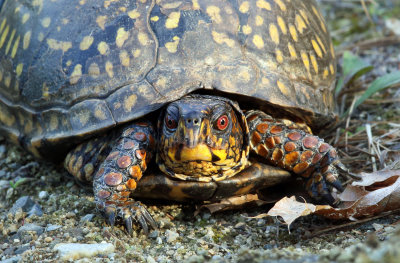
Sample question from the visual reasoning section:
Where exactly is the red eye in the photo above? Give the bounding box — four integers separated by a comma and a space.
216, 115, 229, 131
165, 114, 178, 129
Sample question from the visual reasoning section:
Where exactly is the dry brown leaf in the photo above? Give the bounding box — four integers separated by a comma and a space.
196, 194, 268, 215
264, 169, 400, 226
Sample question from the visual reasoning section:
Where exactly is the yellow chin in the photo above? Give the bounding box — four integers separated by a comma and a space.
167, 144, 227, 162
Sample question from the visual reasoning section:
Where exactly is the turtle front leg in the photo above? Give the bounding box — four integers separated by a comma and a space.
246, 110, 345, 204
65, 122, 157, 234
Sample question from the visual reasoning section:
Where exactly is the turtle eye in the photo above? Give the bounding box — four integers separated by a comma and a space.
165, 114, 178, 130
215, 115, 229, 131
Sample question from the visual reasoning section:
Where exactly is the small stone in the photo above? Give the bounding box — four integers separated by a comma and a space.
65, 212, 76, 219
0, 256, 22, 263
165, 230, 179, 243
148, 230, 159, 239
0, 179, 9, 189
38, 191, 48, 199
45, 237, 53, 243
54, 243, 115, 260
80, 214, 95, 222
234, 222, 246, 229
156, 237, 162, 245
17, 223, 44, 236
9, 196, 35, 214
146, 255, 156, 263
46, 224, 62, 232
27, 204, 43, 217
15, 244, 30, 255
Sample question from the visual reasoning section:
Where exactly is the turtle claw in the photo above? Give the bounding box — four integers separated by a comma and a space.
124, 216, 133, 235
104, 206, 116, 226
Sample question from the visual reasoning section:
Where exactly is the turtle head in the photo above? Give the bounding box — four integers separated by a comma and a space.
157, 95, 249, 182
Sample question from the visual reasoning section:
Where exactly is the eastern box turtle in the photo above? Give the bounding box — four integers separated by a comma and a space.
0, 0, 344, 233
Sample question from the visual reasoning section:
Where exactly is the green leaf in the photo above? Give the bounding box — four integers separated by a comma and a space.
335, 51, 373, 95
353, 71, 400, 111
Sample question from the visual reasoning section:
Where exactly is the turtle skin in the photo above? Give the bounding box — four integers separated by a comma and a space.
65, 95, 345, 234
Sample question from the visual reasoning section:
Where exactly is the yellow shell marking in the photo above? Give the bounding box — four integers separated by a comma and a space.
165, 11, 181, 29
22, 13, 30, 24
310, 54, 318, 74
50, 115, 58, 130
261, 77, 270, 85
192, 0, 200, 9
4, 75, 11, 88
97, 41, 109, 55
38, 32, 44, 42
256, 0, 271, 10
255, 15, 264, 26
42, 83, 48, 98
165, 36, 180, 53
269, 23, 279, 45
128, 9, 140, 19
316, 35, 326, 53
0, 25, 9, 48
242, 25, 252, 35
330, 43, 335, 58
301, 51, 310, 73
311, 39, 323, 58
138, 32, 149, 45
206, 6, 222, 24
150, 16, 159, 22
79, 35, 94, 50
329, 63, 335, 74
289, 24, 298, 42
275, 49, 283, 63
119, 50, 130, 66
299, 9, 309, 25
0, 19, 6, 33
23, 31, 31, 49
133, 49, 141, 57
116, 27, 129, 48
252, 34, 264, 49
239, 1, 250, 13
88, 63, 100, 77
212, 31, 235, 47
295, 14, 306, 34
277, 16, 287, 35
323, 68, 329, 79
287, 42, 297, 58
11, 35, 20, 58
124, 94, 137, 112
96, 15, 107, 30
105, 61, 113, 78
41, 17, 51, 28
274, 0, 286, 11
16, 63, 23, 77
238, 70, 251, 82
94, 106, 107, 120
5, 29, 16, 55
277, 80, 289, 96
69, 64, 82, 85
47, 39, 72, 52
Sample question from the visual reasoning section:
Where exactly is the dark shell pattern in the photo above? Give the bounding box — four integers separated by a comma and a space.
0, 0, 336, 160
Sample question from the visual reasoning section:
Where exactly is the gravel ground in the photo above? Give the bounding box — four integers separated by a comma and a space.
0, 137, 399, 262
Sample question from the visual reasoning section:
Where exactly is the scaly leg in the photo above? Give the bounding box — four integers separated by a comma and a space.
65, 121, 157, 234
246, 110, 345, 204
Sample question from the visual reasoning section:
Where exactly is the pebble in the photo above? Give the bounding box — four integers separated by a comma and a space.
146, 255, 156, 263
38, 191, 48, 199
372, 223, 383, 231
80, 214, 95, 222
165, 230, 179, 243
9, 196, 35, 215
27, 204, 43, 217
17, 223, 44, 236
44, 237, 53, 243
0, 256, 22, 263
54, 243, 115, 260
46, 224, 62, 232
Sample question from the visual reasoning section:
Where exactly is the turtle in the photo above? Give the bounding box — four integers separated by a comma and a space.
0, 0, 345, 234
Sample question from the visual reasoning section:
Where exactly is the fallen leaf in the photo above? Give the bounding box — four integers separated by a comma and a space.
196, 194, 268, 215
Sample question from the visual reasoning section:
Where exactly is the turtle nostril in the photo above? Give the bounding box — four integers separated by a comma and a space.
187, 119, 191, 123
194, 119, 199, 124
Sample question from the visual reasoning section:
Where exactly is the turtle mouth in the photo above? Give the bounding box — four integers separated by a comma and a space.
168, 144, 227, 163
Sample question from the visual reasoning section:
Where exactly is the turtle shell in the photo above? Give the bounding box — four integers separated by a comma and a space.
0, 0, 336, 161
